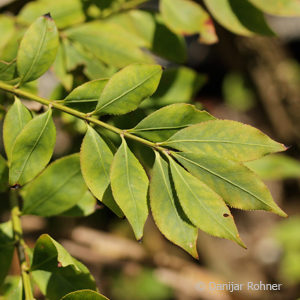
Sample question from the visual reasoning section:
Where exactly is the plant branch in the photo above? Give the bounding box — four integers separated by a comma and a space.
0, 81, 165, 152
10, 188, 35, 300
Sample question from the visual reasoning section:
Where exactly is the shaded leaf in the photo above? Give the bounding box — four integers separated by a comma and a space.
62, 290, 109, 300
0, 60, 16, 81
169, 157, 245, 247
150, 152, 198, 257
3, 97, 32, 162
174, 152, 286, 217
249, 0, 300, 16
60, 190, 96, 217
80, 126, 113, 201
65, 22, 154, 68
160, 0, 218, 44
131, 103, 215, 142
21, 154, 87, 216
245, 154, 300, 180
31, 234, 96, 300
161, 120, 286, 162
64, 79, 108, 113
102, 186, 124, 218
9, 109, 56, 186
110, 137, 149, 239
204, 0, 274, 36
0, 154, 8, 192
17, 15, 59, 84
0, 276, 22, 300
0, 222, 14, 286
18, 0, 85, 28
94, 64, 162, 115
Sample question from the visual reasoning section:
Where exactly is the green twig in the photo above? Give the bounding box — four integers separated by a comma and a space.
10, 188, 35, 300
0, 81, 166, 152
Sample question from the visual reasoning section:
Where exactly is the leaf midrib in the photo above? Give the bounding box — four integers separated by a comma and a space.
176, 154, 277, 210
96, 69, 160, 112
171, 161, 237, 241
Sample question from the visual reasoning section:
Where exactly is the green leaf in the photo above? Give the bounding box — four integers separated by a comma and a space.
203, 0, 274, 36
17, 15, 59, 84
141, 67, 206, 108
160, 0, 218, 44
0, 221, 14, 286
174, 152, 286, 217
0, 60, 16, 81
65, 22, 154, 68
21, 154, 87, 216
31, 234, 96, 299
0, 15, 14, 51
169, 157, 245, 247
110, 137, 149, 239
59, 190, 96, 217
0, 276, 22, 300
249, 0, 300, 16
102, 186, 124, 218
161, 120, 286, 162
64, 79, 108, 113
3, 97, 32, 162
0, 154, 9, 192
80, 126, 113, 201
150, 152, 198, 257
53, 44, 73, 91
94, 64, 162, 115
245, 154, 300, 180
130, 104, 215, 142
62, 290, 109, 300
9, 109, 56, 186
18, 0, 85, 28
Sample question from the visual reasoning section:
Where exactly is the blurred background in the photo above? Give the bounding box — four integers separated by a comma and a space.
0, 0, 300, 299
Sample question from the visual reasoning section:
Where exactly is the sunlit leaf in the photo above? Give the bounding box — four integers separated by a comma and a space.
174, 152, 286, 217
9, 109, 56, 186
160, 0, 218, 44
204, 0, 274, 36
21, 154, 87, 216
17, 15, 59, 84
64, 79, 108, 113
110, 137, 149, 239
150, 152, 198, 257
131, 103, 215, 142
94, 64, 162, 115
80, 126, 113, 201
162, 120, 286, 162
62, 290, 109, 300
3, 97, 32, 162
249, 0, 300, 16
0, 15, 14, 51
0, 276, 22, 300
169, 157, 245, 247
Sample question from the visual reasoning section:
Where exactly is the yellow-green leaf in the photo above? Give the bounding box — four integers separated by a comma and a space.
80, 126, 113, 201
204, 0, 274, 36
160, 0, 218, 44
150, 152, 198, 257
162, 120, 286, 162
21, 154, 86, 216
64, 79, 108, 113
17, 15, 59, 84
3, 97, 32, 162
94, 64, 162, 115
62, 290, 109, 300
9, 109, 56, 186
131, 103, 215, 142
169, 157, 245, 247
0, 155, 8, 192
249, 0, 300, 16
174, 152, 286, 217
0, 60, 17, 81
110, 137, 149, 239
